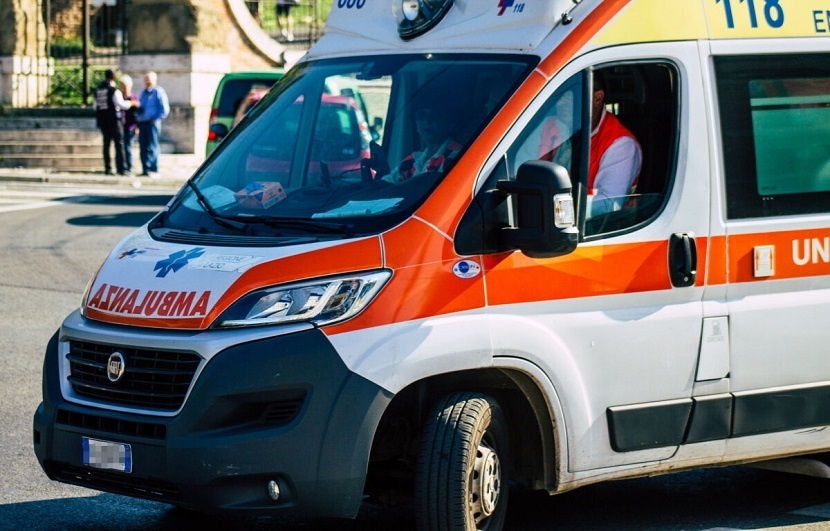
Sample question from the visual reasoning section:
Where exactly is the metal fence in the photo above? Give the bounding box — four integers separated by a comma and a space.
244, 0, 325, 47
39, 0, 326, 108
47, 0, 129, 106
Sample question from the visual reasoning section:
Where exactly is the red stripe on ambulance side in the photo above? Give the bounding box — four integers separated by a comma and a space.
727, 228, 830, 283
706, 235, 728, 286
483, 239, 675, 306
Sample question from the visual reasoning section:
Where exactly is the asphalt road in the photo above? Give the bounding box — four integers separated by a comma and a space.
1, 182, 830, 531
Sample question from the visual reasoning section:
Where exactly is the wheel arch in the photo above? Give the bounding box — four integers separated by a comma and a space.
364, 365, 563, 504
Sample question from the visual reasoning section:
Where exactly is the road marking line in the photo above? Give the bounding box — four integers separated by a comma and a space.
0, 201, 63, 214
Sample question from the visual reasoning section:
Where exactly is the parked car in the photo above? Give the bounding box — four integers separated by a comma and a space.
206, 70, 285, 157
232, 87, 269, 128
242, 93, 373, 183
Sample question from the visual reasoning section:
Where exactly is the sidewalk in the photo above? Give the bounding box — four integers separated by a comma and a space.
0, 153, 203, 191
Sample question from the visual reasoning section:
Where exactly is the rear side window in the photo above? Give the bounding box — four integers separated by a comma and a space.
716, 54, 830, 218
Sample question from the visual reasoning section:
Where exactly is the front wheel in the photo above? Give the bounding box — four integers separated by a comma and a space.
416, 392, 510, 531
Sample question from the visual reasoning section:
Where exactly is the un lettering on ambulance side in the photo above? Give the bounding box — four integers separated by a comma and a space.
32, 0, 830, 530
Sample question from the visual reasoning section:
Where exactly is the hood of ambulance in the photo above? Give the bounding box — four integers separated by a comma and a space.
306, 0, 572, 58
82, 226, 383, 330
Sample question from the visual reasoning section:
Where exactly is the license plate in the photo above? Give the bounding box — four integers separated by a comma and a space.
82, 437, 132, 473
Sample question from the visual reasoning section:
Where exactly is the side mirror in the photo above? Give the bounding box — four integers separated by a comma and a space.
210, 123, 229, 142
497, 160, 579, 258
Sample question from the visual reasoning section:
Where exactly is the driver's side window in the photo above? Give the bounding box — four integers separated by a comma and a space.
504, 62, 678, 240
508, 73, 583, 188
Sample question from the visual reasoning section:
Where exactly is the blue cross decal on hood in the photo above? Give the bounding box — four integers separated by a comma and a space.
154, 248, 206, 278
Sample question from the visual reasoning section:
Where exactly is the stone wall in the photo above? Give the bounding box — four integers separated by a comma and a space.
0, 0, 43, 56
0, 0, 50, 107
121, 0, 285, 156
128, 0, 278, 69
1, 0, 291, 153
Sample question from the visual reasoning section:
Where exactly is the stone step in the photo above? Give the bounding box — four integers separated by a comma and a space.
0, 129, 102, 142
0, 153, 107, 171
0, 141, 103, 155
0, 116, 99, 131
0, 113, 172, 171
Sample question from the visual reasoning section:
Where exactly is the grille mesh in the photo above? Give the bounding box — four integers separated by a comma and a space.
67, 341, 201, 411
56, 408, 167, 439
53, 465, 179, 501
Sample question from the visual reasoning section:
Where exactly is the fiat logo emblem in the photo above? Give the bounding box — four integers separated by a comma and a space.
107, 352, 126, 383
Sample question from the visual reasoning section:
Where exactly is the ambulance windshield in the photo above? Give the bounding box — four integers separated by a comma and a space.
157, 54, 536, 241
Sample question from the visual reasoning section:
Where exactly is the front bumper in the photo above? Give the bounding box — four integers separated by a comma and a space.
33, 319, 391, 518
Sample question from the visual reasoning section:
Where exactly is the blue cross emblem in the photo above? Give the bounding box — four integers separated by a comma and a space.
154, 248, 206, 278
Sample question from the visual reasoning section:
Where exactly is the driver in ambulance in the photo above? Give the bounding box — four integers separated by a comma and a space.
588, 69, 642, 214
383, 102, 461, 184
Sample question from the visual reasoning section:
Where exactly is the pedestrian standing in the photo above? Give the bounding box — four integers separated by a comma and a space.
119, 74, 139, 176
136, 71, 170, 177
276, 0, 297, 41
94, 69, 132, 176
246, 1, 262, 25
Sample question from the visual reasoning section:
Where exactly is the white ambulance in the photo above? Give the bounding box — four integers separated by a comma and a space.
34, 0, 830, 528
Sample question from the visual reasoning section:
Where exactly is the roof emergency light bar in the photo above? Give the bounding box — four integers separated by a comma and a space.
398, 0, 454, 40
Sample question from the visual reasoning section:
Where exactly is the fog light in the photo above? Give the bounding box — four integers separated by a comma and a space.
267, 480, 281, 501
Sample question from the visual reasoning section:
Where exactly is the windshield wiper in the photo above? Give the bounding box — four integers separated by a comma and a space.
184, 179, 250, 234
240, 215, 354, 237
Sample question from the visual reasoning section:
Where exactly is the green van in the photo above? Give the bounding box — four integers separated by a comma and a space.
205, 70, 285, 157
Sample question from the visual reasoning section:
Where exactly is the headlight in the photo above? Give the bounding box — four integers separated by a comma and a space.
214, 270, 392, 328
79, 265, 104, 317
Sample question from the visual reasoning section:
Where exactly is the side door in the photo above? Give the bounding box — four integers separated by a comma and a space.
472, 42, 713, 472
713, 42, 830, 451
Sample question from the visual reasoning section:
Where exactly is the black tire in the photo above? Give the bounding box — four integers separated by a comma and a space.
415, 392, 510, 531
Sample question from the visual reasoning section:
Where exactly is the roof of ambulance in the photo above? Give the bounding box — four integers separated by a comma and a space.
306, 0, 579, 58
305, 0, 826, 62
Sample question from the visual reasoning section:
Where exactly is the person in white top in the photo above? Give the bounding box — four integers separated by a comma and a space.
588, 70, 642, 215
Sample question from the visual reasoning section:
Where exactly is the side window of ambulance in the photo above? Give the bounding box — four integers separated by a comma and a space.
507, 62, 679, 239
716, 54, 830, 218
579, 62, 679, 238
455, 61, 679, 255
509, 73, 583, 183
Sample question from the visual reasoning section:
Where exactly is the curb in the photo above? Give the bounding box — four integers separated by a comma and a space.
0, 172, 187, 190
0, 154, 201, 191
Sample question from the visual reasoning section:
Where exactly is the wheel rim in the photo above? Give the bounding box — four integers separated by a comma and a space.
470, 440, 501, 525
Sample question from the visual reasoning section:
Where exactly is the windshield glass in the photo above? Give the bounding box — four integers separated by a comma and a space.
156, 54, 536, 243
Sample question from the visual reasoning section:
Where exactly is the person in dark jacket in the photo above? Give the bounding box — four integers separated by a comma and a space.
94, 69, 132, 176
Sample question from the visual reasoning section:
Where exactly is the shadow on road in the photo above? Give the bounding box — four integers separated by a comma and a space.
4, 466, 829, 530
56, 195, 173, 207
0, 493, 415, 530
66, 211, 160, 228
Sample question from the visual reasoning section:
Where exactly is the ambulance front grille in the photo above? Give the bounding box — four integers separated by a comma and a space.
66, 341, 201, 411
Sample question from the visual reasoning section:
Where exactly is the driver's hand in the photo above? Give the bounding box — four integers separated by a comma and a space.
381, 171, 401, 184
